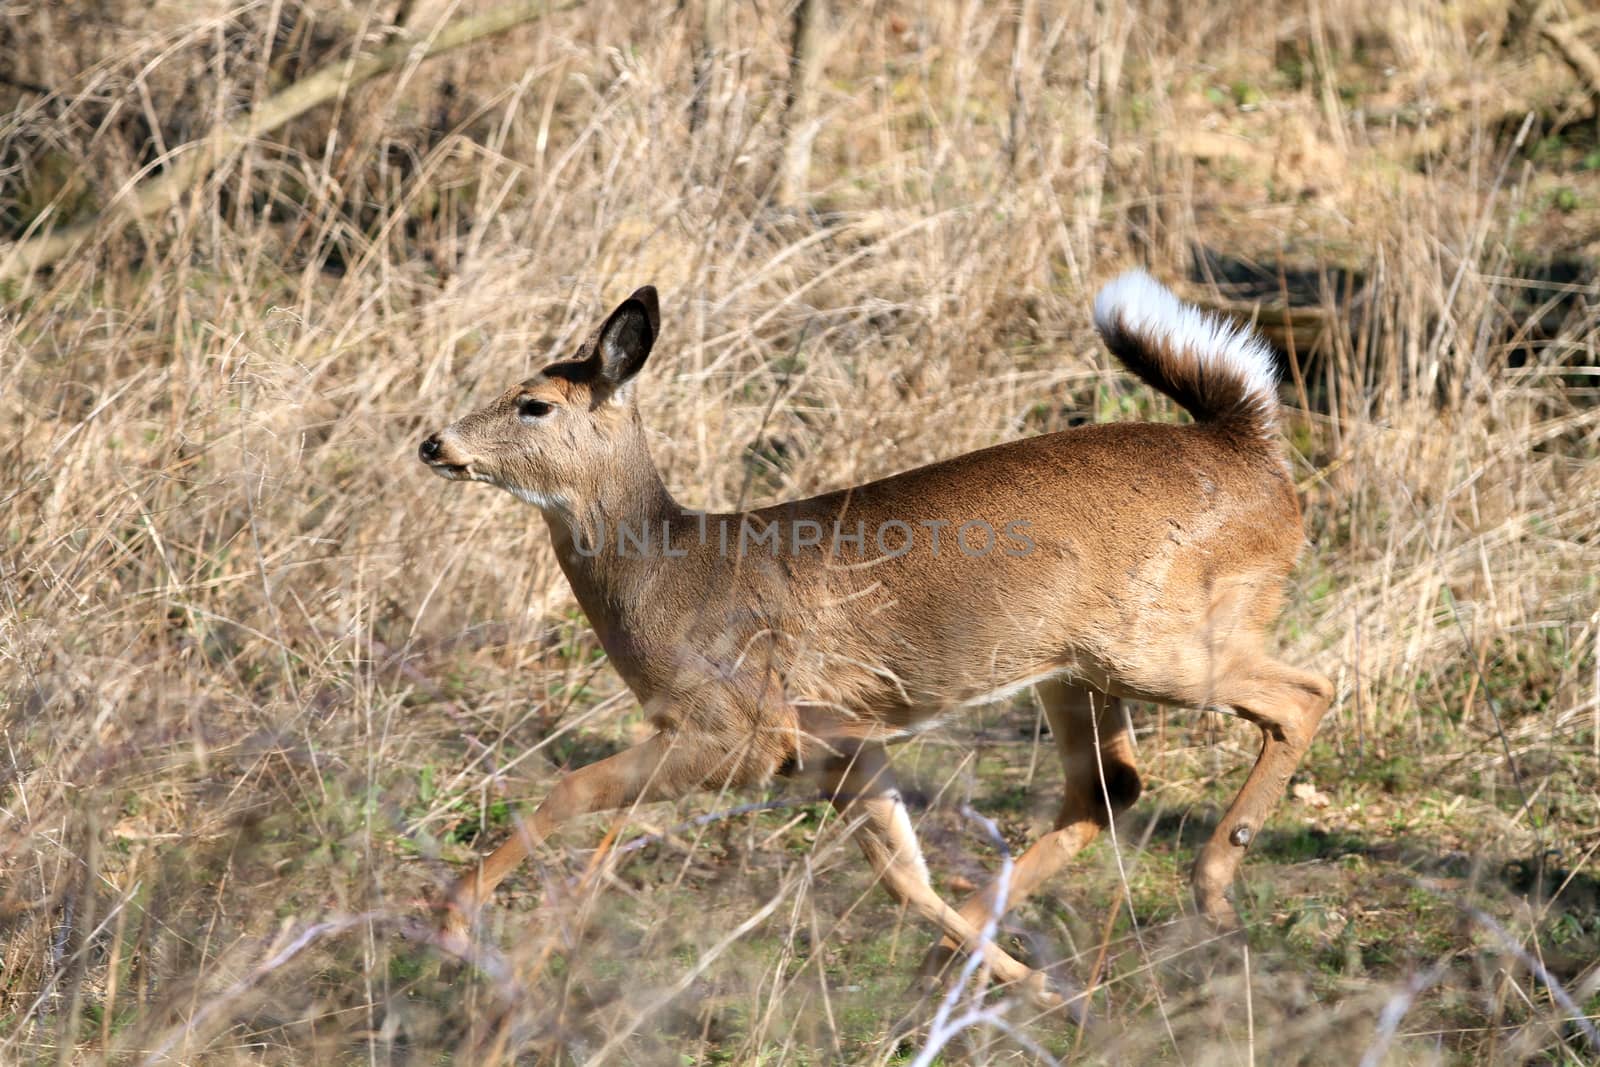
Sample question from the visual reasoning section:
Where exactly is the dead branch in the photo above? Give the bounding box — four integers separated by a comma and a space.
778, 0, 827, 205
0, 1, 574, 283
689, 0, 728, 134
1542, 20, 1600, 98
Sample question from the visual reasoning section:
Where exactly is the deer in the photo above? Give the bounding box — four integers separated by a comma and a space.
416, 272, 1333, 1010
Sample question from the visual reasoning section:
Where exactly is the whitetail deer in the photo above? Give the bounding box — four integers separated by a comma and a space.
417, 272, 1333, 1008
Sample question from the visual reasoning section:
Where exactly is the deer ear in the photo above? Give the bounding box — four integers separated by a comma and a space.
596, 286, 659, 388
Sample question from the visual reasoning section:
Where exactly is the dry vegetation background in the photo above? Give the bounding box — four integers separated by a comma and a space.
2, 0, 1599, 1063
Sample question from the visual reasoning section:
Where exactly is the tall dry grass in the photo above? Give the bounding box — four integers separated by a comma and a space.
1, 0, 1597, 1062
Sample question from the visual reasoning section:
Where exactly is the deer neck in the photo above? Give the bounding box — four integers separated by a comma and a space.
539, 438, 686, 635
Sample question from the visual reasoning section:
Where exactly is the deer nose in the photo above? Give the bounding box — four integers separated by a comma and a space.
418, 434, 442, 462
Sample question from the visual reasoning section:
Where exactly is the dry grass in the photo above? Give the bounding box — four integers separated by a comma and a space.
2, 0, 1598, 1062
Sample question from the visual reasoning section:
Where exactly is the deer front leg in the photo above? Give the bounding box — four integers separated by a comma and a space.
443, 730, 702, 936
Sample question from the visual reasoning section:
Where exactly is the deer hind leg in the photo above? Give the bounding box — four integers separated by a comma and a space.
919, 680, 1141, 983
1192, 656, 1333, 926
444, 729, 738, 933
817, 743, 1061, 1006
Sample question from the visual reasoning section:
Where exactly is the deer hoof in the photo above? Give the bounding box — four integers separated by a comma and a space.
1021, 973, 1091, 1026
914, 942, 960, 987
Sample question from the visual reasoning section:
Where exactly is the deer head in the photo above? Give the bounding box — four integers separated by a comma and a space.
418, 286, 664, 520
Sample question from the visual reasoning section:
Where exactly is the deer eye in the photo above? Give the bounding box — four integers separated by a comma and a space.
518, 397, 553, 420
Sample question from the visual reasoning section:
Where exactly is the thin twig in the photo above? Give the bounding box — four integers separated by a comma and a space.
1358, 962, 1450, 1067
1464, 905, 1600, 1054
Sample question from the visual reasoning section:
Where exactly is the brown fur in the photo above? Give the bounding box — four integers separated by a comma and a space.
418, 282, 1333, 1010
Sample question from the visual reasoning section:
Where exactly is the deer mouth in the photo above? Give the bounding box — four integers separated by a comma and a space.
418, 434, 478, 480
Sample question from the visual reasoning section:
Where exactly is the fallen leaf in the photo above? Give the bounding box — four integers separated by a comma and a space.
1292, 781, 1331, 808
